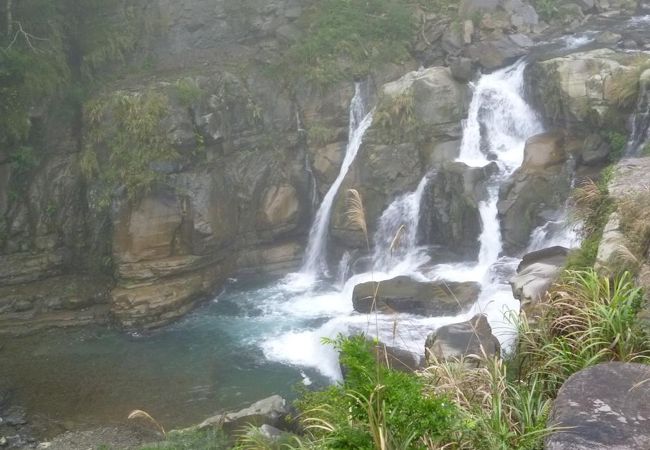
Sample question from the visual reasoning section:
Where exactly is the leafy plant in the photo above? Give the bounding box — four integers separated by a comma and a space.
606, 130, 627, 161
532, 0, 559, 21
374, 88, 423, 143
566, 178, 614, 269
175, 78, 203, 107
83, 89, 177, 203
517, 270, 649, 395
295, 335, 459, 449
274, 0, 414, 88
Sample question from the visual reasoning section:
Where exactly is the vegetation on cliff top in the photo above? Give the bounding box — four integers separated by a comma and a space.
274, 0, 418, 88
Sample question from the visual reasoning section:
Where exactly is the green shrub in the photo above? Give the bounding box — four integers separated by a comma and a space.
82, 90, 177, 204
532, 0, 559, 21
276, 0, 414, 87
567, 177, 614, 269
518, 270, 649, 394
295, 335, 459, 449
606, 131, 627, 161
174, 78, 203, 107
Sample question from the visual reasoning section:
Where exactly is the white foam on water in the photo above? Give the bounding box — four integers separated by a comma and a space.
257, 60, 557, 381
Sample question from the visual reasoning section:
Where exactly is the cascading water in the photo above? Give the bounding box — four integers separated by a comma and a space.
436, 60, 543, 281
372, 174, 432, 273
626, 76, 650, 156
301, 82, 373, 278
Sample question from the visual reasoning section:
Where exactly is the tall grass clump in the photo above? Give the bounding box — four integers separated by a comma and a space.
425, 354, 553, 450
607, 57, 650, 109
617, 188, 650, 259
517, 269, 649, 394
566, 178, 614, 269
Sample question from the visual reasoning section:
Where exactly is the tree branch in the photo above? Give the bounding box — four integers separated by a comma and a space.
4, 21, 48, 53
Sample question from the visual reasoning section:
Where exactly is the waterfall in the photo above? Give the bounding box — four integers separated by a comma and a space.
372, 174, 432, 273
457, 60, 543, 277
300, 83, 373, 278
626, 78, 650, 156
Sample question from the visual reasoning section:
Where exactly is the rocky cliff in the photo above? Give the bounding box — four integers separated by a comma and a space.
0, 0, 647, 332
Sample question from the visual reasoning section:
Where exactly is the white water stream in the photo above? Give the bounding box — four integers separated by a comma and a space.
250, 60, 557, 380
301, 83, 373, 279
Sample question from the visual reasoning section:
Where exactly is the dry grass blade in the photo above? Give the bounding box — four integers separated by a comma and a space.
128, 409, 166, 437
346, 188, 369, 250
389, 224, 405, 255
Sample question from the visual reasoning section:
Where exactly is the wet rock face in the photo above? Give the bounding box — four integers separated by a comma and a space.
352, 276, 481, 316
424, 314, 500, 366
546, 362, 650, 450
330, 67, 469, 248
421, 161, 494, 260
499, 132, 571, 255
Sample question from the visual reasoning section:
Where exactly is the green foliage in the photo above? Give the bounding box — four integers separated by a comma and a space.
0, 0, 161, 155
532, 0, 559, 21
567, 177, 614, 269
9, 145, 38, 174
306, 123, 338, 146
518, 270, 649, 394
426, 355, 553, 450
83, 90, 177, 203
139, 428, 231, 450
275, 0, 414, 87
174, 78, 203, 108
294, 335, 459, 449
606, 130, 627, 161
618, 189, 650, 259
607, 57, 650, 110
374, 88, 422, 143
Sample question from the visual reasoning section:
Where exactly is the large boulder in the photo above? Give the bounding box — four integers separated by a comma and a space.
499, 132, 571, 254
199, 395, 290, 433
526, 49, 645, 129
511, 246, 568, 317
424, 314, 500, 365
421, 161, 495, 260
352, 276, 481, 316
546, 362, 650, 450
465, 35, 531, 70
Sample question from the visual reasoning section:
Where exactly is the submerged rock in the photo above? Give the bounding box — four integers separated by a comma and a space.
352, 276, 480, 316
424, 314, 500, 366
546, 362, 650, 450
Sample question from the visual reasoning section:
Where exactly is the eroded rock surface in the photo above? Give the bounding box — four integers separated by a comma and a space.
546, 362, 650, 450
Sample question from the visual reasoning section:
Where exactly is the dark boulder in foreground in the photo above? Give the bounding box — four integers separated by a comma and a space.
352, 276, 480, 316
546, 362, 650, 450
424, 314, 500, 366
